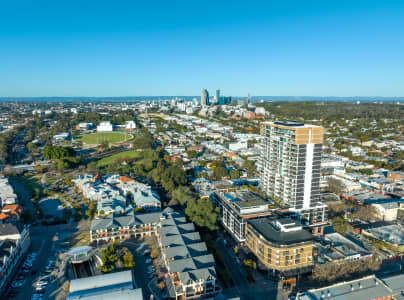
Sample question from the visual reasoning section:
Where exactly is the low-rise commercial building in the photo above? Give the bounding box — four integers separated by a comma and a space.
245, 217, 314, 279
67, 270, 143, 300
298, 275, 393, 300
362, 224, 404, 254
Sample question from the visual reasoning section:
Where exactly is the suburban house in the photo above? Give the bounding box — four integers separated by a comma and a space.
0, 205, 23, 223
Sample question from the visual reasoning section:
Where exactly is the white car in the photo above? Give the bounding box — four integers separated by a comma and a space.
36, 280, 49, 287
36, 285, 46, 291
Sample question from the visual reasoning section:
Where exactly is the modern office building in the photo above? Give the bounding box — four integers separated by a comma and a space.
216, 89, 220, 102
259, 121, 327, 233
245, 217, 314, 279
201, 89, 210, 106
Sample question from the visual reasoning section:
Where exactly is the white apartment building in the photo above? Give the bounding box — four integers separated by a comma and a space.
259, 121, 327, 228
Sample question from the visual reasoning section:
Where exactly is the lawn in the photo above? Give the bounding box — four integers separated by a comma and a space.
96, 150, 142, 168
79, 132, 132, 144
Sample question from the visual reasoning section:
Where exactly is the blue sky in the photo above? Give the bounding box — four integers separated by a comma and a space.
1, 0, 403, 97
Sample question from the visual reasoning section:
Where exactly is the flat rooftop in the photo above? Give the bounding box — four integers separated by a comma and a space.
263, 121, 322, 129
248, 217, 314, 245
222, 190, 269, 208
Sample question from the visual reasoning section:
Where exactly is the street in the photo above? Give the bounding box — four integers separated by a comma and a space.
6, 223, 77, 300
216, 237, 286, 300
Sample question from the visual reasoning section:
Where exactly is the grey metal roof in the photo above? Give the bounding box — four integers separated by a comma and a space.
160, 232, 201, 248
69, 270, 134, 293
380, 273, 404, 293
160, 216, 188, 227
305, 275, 392, 300
164, 242, 208, 261
67, 287, 143, 300
0, 223, 21, 236
168, 254, 215, 273
159, 223, 195, 238
179, 266, 217, 284
90, 211, 161, 231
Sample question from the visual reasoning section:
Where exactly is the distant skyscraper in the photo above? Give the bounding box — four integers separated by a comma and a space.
259, 121, 327, 232
248, 92, 251, 104
216, 89, 220, 102
201, 89, 209, 106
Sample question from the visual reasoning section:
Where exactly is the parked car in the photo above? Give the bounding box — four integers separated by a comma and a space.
36, 280, 49, 287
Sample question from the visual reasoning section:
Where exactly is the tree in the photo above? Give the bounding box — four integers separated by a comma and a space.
242, 160, 256, 175
229, 169, 240, 179
158, 281, 165, 291
150, 248, 159, 259
100, 242, 119, 273
187, 150, 198, 159
327, 201, 347, 218
312, 259, 381, 283
43, 145, 75, 159
185, 198, 220, 231
122, 247, 135, 269
133, 129, 154, 149
85, 203, 96, 221
27, 142, 38, 154
214, 166, 227, 180
56, 159, 69, 172
332, 217, 351, 235
327, 177, 346, 195
171, 185, 196, 206
354, 205, 378, 221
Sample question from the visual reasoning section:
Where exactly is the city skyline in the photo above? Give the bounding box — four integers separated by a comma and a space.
1, 1, 404, 97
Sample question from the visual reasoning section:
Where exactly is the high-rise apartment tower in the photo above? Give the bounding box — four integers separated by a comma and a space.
259, 121, 327, 232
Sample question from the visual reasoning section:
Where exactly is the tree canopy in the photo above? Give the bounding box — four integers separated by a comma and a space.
185, 197, 220, 231
43, 145, 75, 160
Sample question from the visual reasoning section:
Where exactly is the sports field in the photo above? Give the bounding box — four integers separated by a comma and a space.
79, 132, 132, 144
